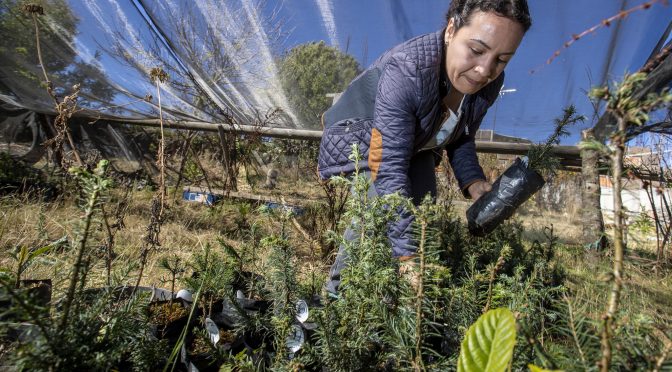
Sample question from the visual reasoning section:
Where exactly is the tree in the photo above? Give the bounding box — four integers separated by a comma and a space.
580, 128, 606, 251
0, 0, 115, 108
103, 0, 289, 191
279, 41, 361, 128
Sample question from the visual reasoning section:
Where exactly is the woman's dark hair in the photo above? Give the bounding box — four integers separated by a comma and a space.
446, 0, 532, 32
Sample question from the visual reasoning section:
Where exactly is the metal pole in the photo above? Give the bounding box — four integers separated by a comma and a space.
108, 118, 582, 160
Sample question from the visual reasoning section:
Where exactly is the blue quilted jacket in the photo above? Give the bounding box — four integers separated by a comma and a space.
318, 28, 503, 257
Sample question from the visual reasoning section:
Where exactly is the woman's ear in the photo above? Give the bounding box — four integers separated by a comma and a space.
445, 17, 456, 44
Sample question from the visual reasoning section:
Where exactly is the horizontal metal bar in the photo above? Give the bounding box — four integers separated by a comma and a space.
119, 119, 324, 141
110, 118, 582, 159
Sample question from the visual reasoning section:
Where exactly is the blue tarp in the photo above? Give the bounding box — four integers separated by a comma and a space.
0, 0, 670, 144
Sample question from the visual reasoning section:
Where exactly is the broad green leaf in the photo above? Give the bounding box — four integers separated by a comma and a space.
17, 246, 29, 266
27, 244, 54, 262
528, 364, 563, 372
457, 308, 517, 372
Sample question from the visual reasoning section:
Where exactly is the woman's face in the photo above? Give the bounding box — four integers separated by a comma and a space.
444, 11, 525, 95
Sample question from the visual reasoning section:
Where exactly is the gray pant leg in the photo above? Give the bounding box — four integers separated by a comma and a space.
325, 151, 437, 295
324, 226, 358, 295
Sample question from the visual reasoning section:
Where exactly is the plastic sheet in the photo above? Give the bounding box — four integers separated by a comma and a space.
0, 0, 669, 143
466, 157, 545, 237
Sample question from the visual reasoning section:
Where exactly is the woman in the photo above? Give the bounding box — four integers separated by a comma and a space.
318, 0, 531, 294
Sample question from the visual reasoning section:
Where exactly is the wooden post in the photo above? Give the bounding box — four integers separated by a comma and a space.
580, 129, 606, 250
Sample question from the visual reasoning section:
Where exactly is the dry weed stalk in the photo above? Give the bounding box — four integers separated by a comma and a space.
150, 67, 169, 217
133, 67, 169, 294
632, 154, 672, 264
189, 145, 214, 196
23, 3, 82, 168
100, 188, 131, 286
533, 0, 669, 73
482, 248, 507, 314
101, 206, 114, 286
641, 44, 672, 74
172, 131, 196, 201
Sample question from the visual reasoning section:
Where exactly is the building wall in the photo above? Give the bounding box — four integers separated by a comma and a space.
600, 186, 671, 215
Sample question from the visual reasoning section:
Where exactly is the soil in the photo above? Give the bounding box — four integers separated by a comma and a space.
148, 301, 188, 326
190, 334, 212, 354
219, 329, 237, 344
189, 328, 237, 354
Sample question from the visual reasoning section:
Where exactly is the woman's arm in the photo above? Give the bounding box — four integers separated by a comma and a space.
369, 53, 420, 196
447, 75, 504, 198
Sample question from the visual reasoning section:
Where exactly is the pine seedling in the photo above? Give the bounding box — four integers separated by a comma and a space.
183, 243, 234, 319
527, 105, 585, 175
312, 144, 411, 370
242, 222, 264, 298
59, 160, 112, 332
158, 254, 186, 304
395, 196, 453, 370
551, 294, 601, 370
259, 207, 302, 363
482, 244, 511, 314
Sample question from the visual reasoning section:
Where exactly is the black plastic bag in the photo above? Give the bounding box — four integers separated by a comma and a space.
467, 157, 545, 237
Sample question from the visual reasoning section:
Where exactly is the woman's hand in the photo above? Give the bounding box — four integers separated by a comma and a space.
467, 180, 492, 201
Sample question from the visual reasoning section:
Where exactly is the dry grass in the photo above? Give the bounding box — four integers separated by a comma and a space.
557, 244, 672, 326
1, 176, 670, 333
0, 183, 325, 296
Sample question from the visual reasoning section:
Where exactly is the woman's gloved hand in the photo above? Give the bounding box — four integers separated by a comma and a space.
467, 180, 492, 201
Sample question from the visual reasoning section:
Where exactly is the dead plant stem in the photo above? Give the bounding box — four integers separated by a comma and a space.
172, 132, 195, 201
189, 146, 214, 197
653, 328, 672, 372
156, 80, 166, 219
542, 0, 667, 68
483, 253, 505, 314
31, 13, 52, 103
101, 205, 114, 287
31, 12, 82, 166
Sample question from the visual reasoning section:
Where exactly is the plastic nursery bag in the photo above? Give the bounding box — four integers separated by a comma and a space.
466, 157, 545, 237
